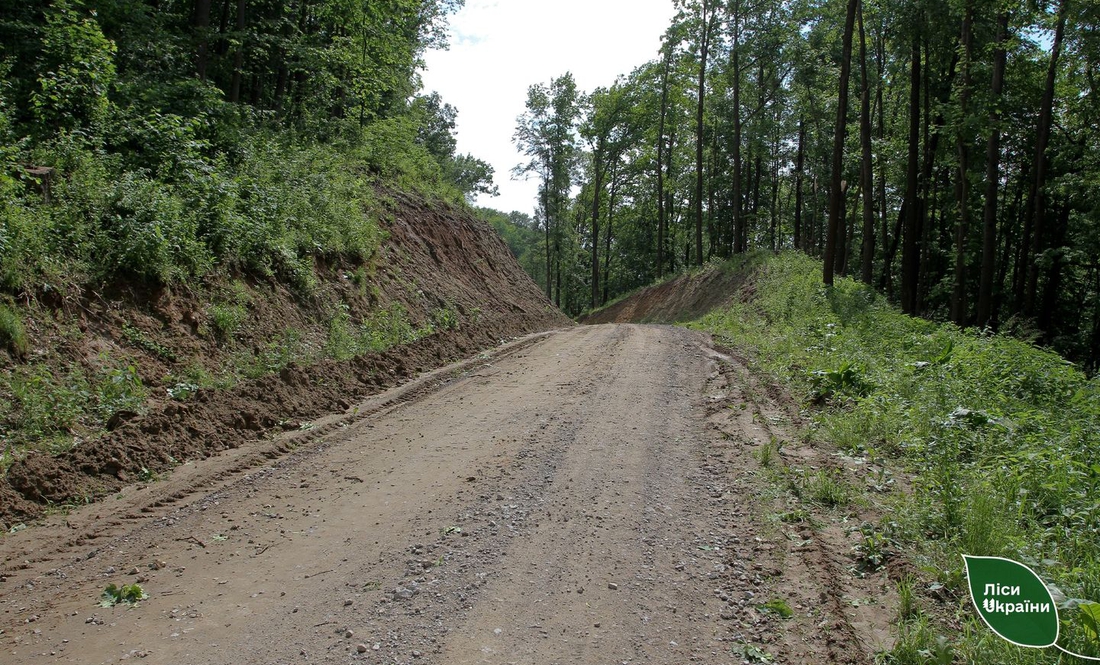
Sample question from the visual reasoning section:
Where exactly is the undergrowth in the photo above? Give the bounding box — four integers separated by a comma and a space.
692, 251, 1100, 664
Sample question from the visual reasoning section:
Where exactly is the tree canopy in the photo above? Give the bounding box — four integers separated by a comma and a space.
505, 0, 1100, 371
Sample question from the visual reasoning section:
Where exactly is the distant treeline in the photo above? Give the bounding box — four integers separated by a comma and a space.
505, 0, 1100, 371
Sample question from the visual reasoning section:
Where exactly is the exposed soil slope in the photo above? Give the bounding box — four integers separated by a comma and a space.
580, 259, 756, 325
0, 192, 569, 525
0, 324, 881, 664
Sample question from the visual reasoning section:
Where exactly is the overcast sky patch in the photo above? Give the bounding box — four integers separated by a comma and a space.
420, 0, 675, 217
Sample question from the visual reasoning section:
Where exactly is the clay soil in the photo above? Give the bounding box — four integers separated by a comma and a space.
579, 260, 758, 325
0, 192, 568, 526
0, 324, 892, 664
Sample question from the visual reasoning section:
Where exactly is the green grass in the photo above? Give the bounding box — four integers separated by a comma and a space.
691, 251, 1100, 664
0, 357, 148, 468
0, 304, 28, 356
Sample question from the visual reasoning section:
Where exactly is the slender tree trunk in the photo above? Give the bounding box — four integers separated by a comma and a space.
1023, 0, 1068, 317
858, 0, 876, 285
603, 171, 618, 305
590, 147, 604, 310
543, 184, 552, 301
193, 0, 212, 80
693, 0, 712, 266
901, 31, 922, 314
1037, 202, 1069, 335
824, 0, 859, 286
215, 0, 232, 57
952, 2, 974, 324
770, 131, 780, 252
656, 44, 672, 279
731, 3, 745, 254
228, 0, 247, 103
665, 120, 677, 275
794, 116, 805, 252
977, 11, 1009, 328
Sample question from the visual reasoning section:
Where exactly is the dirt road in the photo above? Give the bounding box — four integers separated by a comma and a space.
0, 324, 883, 664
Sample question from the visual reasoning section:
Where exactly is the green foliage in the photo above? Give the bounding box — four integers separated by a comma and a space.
801, 468, 853, 507
324, 302, 447, 362
93, 361, 146, 420
121, 323, 176, 361
207, 303, 247, 342
853, 521, 896, 572
241, 329, 308, 379
896, 575, 920, 624
100, 582, 146, 607
695, 253, 1100, 663
0, 0, 485, 296
325, 303, 358, 362
754, 437, 783, 468
30, 2, 116, 134
0, 304, 28, 356
0, 356, 147, 460
359, 303, 420, 352
761, 598, 794, 618
6, 364, 89, 442
808, 360, 873, 402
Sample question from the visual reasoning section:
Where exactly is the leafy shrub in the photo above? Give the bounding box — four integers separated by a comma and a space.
7, 364, 90, 441
207, 302, 247, 341
808, 360, 872, 402
359, 303, 418, 352
0, 304, 28, 356
325, 303, 357, 361
93, 362, 146, 419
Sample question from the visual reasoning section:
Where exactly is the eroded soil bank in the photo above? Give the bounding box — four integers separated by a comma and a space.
0, 193, 569, 525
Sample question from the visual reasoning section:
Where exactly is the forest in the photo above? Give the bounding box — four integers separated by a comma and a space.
502, 0, 1100, 372
0, 0, 490, 296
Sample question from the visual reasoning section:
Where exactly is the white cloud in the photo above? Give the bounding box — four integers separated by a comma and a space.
420, 0, 675, 216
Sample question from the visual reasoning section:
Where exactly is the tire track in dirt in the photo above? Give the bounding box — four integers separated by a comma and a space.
0, 325, 879, 664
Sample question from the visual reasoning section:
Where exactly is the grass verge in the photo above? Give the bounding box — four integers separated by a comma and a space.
691, 251, 1100, 664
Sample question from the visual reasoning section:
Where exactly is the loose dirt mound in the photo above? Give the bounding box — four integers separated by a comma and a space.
0, 192, 569, 526
580, 258, 757, 325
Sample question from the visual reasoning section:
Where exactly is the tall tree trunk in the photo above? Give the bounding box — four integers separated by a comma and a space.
858, 0, 876, 285
875, 74, 889, 286
901, 31, 922, 314
976, 11, 1008, 328
731, 2, 745, 254
665, 120, 677, 275
824, 0, 859, 286
193, 0, 212, 80
770, 129, 780, 252
543, 183, 552, 301
656, 44, 672, 279
1023, 0, 1068, 317
693, 0, 712, 266
794, 116, 805, 252
228, 0, 247, 103
590, 147, 604, 310
215, 0, 232, 57
952, 2, 974, 324
603, 171, 618, 305
1037, 202, 1069, 335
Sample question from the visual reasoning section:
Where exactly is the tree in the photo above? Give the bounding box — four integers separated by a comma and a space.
823, 0, 860, 287
514, 73, 580, 305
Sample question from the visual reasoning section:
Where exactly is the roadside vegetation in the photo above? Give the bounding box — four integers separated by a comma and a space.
693, 251, 1100, 663
0, 2, 491, 474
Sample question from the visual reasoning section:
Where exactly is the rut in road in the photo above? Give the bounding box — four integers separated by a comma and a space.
0, 324, 878, 664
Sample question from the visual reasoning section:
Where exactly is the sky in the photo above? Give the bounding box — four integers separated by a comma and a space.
419, 0, 676, 217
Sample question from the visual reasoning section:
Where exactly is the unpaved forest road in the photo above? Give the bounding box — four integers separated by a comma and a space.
0, 324, 878, 664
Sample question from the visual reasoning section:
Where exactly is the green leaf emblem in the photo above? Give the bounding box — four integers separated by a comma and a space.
963, 555, 1059, 648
